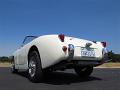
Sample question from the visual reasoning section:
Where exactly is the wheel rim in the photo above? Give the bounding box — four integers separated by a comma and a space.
28, 59, 36, 77
81, 67, 87, 72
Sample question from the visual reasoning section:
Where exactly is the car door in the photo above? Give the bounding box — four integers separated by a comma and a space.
14, 49, 21, 65
16, 45, 25, 65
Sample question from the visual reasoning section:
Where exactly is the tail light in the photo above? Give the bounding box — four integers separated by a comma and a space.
58, 34, 65, 42
62, 46, 67, 52
101, 42, 107, 47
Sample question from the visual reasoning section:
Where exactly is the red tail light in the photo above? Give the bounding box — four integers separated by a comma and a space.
58, 34, 65, 42
101, 42, 107, 47
62, 46, 67, 52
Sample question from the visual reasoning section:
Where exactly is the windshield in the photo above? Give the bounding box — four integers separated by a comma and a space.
22, 36, 37, 45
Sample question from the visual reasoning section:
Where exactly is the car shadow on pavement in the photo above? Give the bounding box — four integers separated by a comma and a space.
16, 71, 102, 85
43, 72, 102, 85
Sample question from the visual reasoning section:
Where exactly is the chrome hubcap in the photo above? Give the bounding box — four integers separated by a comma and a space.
28, 60, 36, 77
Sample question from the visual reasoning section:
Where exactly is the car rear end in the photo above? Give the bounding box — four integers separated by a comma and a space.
58, 34, 108, 67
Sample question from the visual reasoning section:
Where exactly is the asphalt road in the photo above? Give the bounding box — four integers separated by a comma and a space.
0, 67, 120, 90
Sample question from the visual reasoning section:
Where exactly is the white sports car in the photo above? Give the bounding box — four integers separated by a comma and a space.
11, 34, 108, 82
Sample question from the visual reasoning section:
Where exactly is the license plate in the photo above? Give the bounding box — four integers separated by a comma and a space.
81, 47, 95, 57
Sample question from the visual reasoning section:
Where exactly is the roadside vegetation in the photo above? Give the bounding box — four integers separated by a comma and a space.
108, 51, 120, 62
0, 57, 12, 67
0, 56, 12, 63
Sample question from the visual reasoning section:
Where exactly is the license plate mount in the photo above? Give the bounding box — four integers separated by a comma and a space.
81, 47, 95, 57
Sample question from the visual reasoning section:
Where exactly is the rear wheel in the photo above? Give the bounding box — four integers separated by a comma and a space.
28, 51, 43, 83
74, 66, 93, 77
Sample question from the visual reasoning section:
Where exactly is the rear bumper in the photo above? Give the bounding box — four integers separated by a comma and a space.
46, 59, 105, 71
73, 60, 104, 67
74, 52, 109, 67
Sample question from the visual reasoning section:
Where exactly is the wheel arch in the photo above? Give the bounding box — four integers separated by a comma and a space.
28, 45, 41, 63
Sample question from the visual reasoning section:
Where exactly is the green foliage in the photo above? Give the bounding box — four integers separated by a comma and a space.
108, 51, 120, 62
0, 56, 12, 63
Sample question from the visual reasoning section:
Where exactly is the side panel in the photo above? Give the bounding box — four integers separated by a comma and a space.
14, 35, 67, 70
13, 50, 20, 69
34, 35, 67, 69
14, 42, 35, 70
17, 44, 31, 69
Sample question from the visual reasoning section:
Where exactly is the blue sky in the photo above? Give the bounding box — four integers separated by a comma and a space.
0, 0, 120, 56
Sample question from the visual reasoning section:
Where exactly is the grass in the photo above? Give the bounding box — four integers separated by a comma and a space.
0, 62, 11, 67
98, 62, 120, 68
0, 62, 120, 68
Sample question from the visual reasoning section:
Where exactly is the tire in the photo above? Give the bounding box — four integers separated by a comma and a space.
28, 50, 43, 83
74, 66, 93, 77
43, 69, 53, 75
11, 60, 18, 73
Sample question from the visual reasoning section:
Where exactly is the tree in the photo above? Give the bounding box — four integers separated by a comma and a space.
0, 56, 11, 63
108, 51, 120, 62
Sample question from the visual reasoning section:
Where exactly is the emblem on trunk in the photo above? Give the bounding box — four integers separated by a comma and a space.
86, 43, 92, 47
